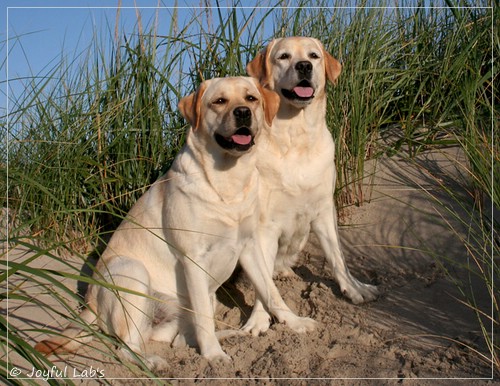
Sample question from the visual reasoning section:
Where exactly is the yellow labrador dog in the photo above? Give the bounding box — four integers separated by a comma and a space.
35, 77, 316, 367
244, 37, 379, 335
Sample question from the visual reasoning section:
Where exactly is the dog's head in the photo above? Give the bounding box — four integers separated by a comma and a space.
179, 77, 279, 157
247, 37, 342, 109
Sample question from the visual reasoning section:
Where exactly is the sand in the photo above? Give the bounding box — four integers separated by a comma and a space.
3, 147, 496, 384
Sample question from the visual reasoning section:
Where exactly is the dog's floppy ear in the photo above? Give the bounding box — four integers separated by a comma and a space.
178, 82, 207, 130
258, 84, 280, 126
324, 50, 342, 84
247, 49, 266, 81
247, 40, 277, 87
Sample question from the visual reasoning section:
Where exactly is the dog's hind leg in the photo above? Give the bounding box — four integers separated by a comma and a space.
150, 321, 179, 343
96, 256, 166, 369
149, 292, 180, 343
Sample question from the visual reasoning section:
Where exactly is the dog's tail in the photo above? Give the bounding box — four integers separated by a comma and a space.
35, 308, 96, 355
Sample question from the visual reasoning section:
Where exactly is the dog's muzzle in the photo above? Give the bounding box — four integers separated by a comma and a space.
281, 61, 315, 102
214, 107, 255, 152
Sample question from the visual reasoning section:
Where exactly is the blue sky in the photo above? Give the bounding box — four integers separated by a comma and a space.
1, 0, 276, 118
1, 0, 491, 121
2, 1, 155, 117
0, 0, 367, 117
4, 1, 244, 78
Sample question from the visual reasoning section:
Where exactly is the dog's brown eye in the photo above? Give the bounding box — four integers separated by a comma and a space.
246, 95, 258, 102
309, 52, 320, 59
278, 53, 290, 60
213, 98, 227, 105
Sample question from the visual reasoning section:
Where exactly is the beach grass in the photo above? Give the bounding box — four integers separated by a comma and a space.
2, 0, 497, 382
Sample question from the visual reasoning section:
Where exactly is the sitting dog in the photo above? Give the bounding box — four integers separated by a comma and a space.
35, 76, 316, 367
243, 37, 379, 335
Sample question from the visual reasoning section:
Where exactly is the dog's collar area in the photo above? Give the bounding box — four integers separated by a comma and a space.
215, 127, 255, 152
281, 80, 315, 102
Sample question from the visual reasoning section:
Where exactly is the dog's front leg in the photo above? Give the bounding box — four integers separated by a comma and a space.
182, 259, 231, 363
311, 206, 379, 304
239, 242, 317, 333
241, 231, 279, 335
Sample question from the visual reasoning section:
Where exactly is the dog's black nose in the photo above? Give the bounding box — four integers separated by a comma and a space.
233, 106, 252, 125
234, 106, 251, 119
295, 61, 313, 78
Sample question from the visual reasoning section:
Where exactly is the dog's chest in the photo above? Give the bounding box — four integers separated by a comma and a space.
191, 212, 257, 290
261, 120, 335, 191
258, 123, 336, 240
261, 146, 333, 195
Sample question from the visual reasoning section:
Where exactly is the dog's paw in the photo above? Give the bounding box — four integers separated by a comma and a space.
144, 355, 168, 371
203, 348, 232, 364
342, 280, 379, 304
241, 311, 271, 336
119, 348, 167, 371
283, 315, 317, 333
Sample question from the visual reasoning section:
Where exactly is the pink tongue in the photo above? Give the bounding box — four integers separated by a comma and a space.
293, 86, 314, 97
231, 134, 252, 145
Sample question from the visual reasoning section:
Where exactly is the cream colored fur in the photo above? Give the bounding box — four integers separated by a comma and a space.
35, 76, 316, 368
243, 37, 379, 335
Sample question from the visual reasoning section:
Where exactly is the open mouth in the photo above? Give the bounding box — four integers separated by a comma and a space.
281, 80, 315, 101
215, 127, 254, 152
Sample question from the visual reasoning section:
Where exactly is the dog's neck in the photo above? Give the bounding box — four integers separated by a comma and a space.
266, 96, 328, 154
185, 134, 259, 203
